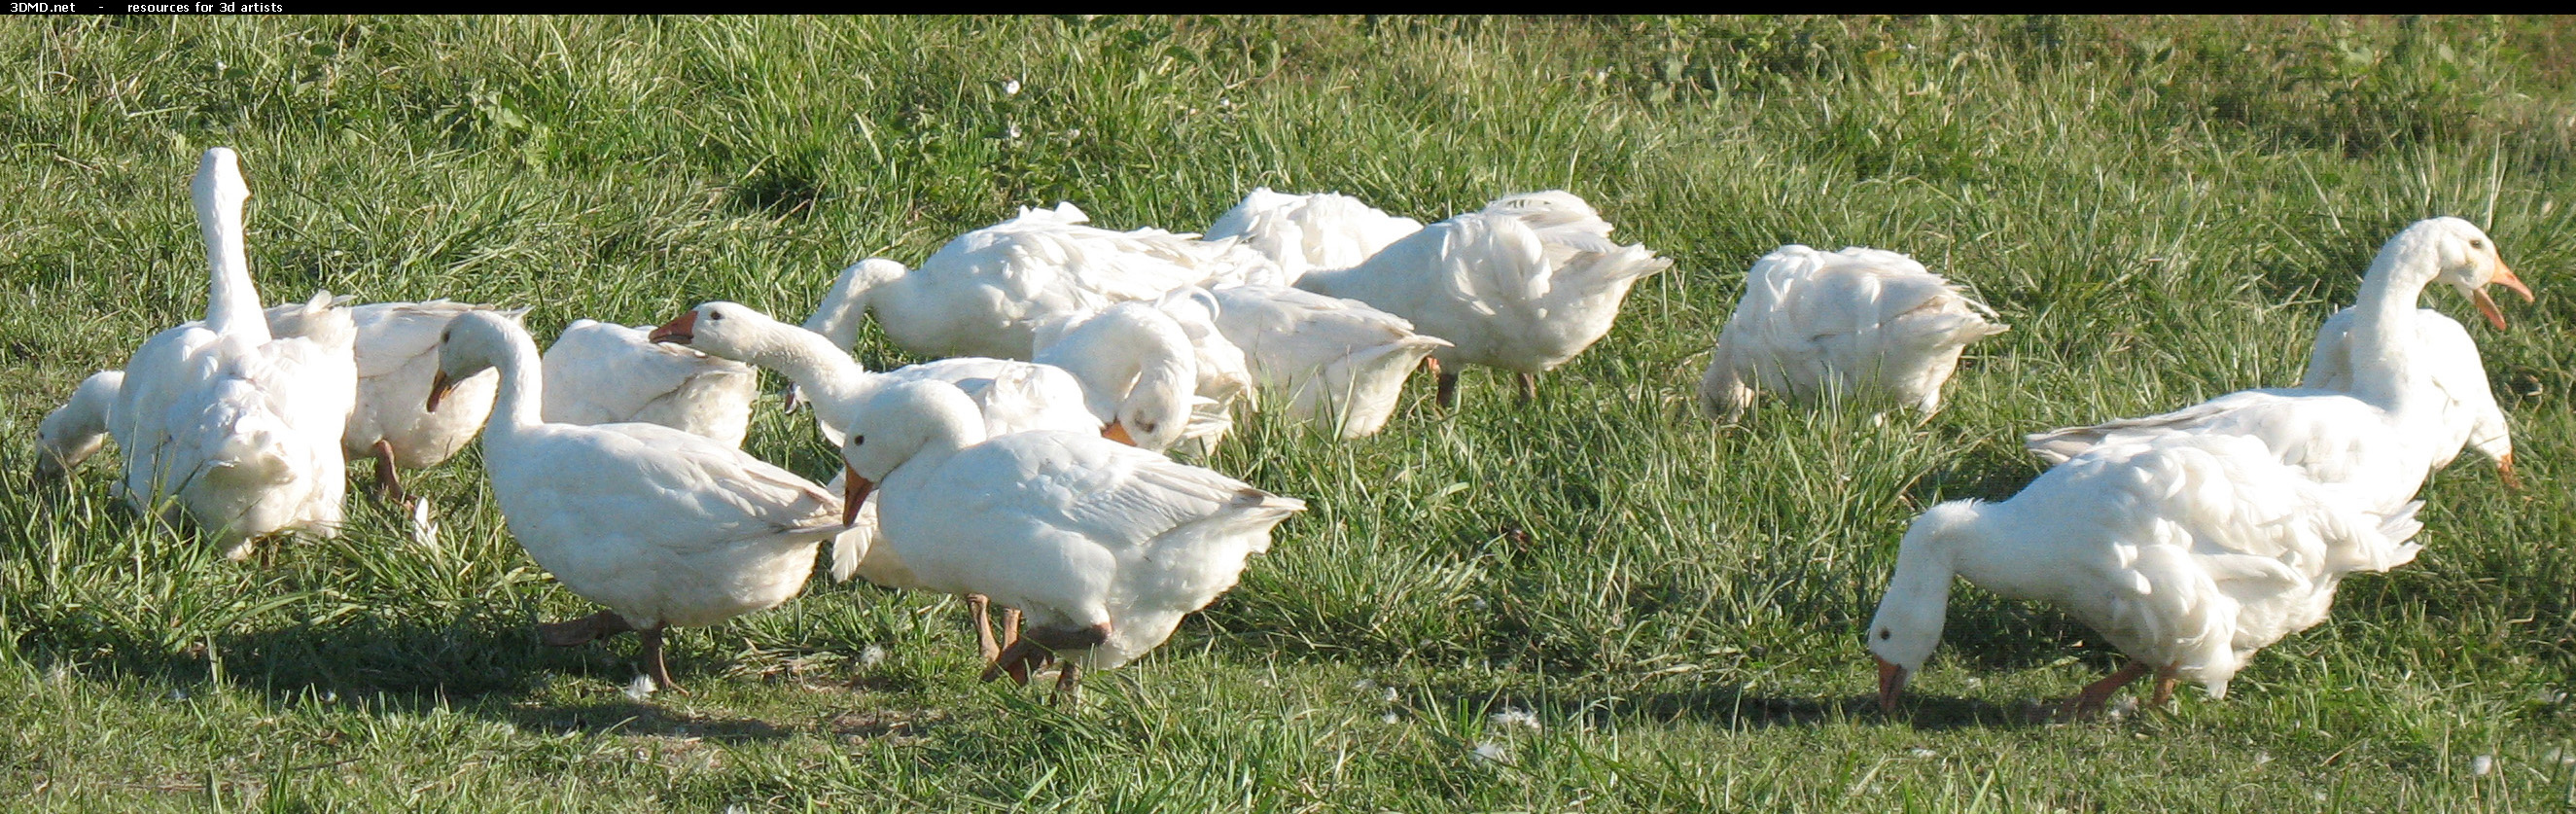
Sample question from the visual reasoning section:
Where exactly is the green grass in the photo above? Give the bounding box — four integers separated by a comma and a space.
5, 15, 2576, 811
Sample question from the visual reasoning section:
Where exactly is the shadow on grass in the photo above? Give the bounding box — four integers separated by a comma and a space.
18, 610, 807, 741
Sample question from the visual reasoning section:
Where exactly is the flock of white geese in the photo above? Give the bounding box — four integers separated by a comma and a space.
31, 148, 2531, 715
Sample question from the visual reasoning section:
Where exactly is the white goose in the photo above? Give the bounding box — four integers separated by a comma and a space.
108, 148, 357, 559
2303, 306, 2519, 486
1698, 245, 2008, 420
1204, 188, 1423, 285
1868, 431, 2423, 717
39, 300, 497, 541
1201, 284, 1451, 438
2025, 218, 2527, 513
802, 202, 1280, 361
1032, 298, 1233, 453
427, 310, 845, 691
838, 380, 1304, 699
647, 301, 1162, 591
1292, 191, 1671, 407
540, 319, 757, 447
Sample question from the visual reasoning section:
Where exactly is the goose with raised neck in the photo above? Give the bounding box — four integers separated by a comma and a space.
427, 309, 845, 692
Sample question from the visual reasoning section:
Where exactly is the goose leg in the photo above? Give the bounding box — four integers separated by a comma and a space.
1001, 608, 1021, 649
2147, 666, 2181, 708
639, 624, 684, 694
1051, 661, 1082, 706
1515, 372, 1537, 403
2059, 660, 2152, 719
537, 610, 633, 647
2497, 453, 2522, 490
369, 440, 408, 506
970, 594, 998, 665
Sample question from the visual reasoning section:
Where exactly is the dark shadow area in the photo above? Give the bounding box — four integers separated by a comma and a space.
500, 699, 796, 743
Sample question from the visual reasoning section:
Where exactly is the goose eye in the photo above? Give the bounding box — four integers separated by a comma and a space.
852, 435, 865, 445
1878, 629, 1892, 641
2470, 238, 2486, 250
709, 311, 724, 321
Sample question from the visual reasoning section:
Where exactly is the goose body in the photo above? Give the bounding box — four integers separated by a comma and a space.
1203, 188, 1423, 285
541, 319, 757, 447
108, 149, 357, 559
2303, 306, 2513, 482
805, 203, 1280, 361
1204, 284, 1451, 438
1868, 431, 2423, 713
2025, 218, 2527, 513
1292, 191, 1670, 405
840, 381, 1303, 693
1699, 245, 2007, 419
430, 310, 845, 690
646, 301, 1107, 589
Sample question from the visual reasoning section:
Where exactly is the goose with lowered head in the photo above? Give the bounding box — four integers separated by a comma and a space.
428, 309, 845, 691
838, 379, 1303, 700
804, 202, 1280, 362
1293, 191, 1671, 407
1870, 430, 2423, 718
1203, 188, 1423, 285
1699, 245, 2007, 421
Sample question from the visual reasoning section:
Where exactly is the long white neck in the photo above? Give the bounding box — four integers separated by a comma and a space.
2338, 229, 2447, 420
803, 259, 907, 351
483, 329, 550, 438
738, 322, 877, 408
193, 149, 267, 342
1035, 308, 1196, 424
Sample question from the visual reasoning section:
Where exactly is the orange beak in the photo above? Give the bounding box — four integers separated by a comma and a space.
2472, 264, 2534, 332
1876, 655, 1907, 714
1102, 421, 1137, 446
425, 371, 452, 412
841, 463, 874, 525
649, 311, 697, 344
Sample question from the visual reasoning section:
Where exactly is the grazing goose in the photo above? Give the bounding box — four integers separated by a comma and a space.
1202, 284, 1451, 438
1293, 191, 1671, 407
1203, 188, 1423, 285
2025, 218, 2527, 513
540, 319, 757, 447
1698, 245, 2008, 420
838, 380, 1303, 700
1869, 431, 2422, 717
109, 148, 357, 559
1031, 299, 1225, 453
803, 202, 1280, 361
428, 310, 845, 691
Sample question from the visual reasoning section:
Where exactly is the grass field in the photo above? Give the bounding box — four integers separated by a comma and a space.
4, 15, 2575, 811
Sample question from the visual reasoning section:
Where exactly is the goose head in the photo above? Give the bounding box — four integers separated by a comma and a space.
427, 310, 531, 411
837, 379, 987, 524
2398, 218, 2531, 330
1864, 502, 1979, 714
651, 301, 794, 360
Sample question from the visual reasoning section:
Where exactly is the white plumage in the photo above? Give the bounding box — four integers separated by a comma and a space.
1699, 245, 2007, 419
108, 148, 357, 560
2303, 306, 2514, 484
429, 310, 845, 690
1204, 284, 1451, 438
2025, 218, 2527, 513
1867, 431, 2422, 715
540, 319, 757, 447
840, 380, 1303, 696
1203, 188, 1424, 284
644, 301, 1105, 591
803, 202, 1281, 361
33, 371, 124, 483
1292, 191, 1670, 406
